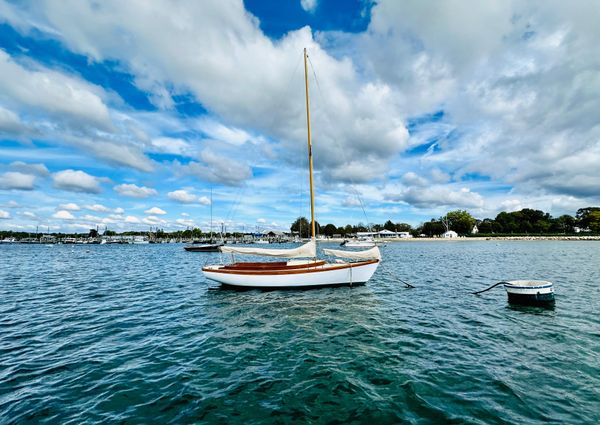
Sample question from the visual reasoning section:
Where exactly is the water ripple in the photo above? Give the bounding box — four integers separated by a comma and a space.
0, 241, 599, 423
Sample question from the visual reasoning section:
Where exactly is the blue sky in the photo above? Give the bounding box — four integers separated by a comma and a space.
1, 0, 599, 233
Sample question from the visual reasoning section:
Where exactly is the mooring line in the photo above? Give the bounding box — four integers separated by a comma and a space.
471, 281, 508, 295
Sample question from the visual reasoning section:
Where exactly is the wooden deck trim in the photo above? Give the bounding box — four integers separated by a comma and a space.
202, 259, 379, 275
221, 260, 326, 270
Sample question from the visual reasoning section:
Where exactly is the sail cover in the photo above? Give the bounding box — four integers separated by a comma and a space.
220, 239, 316, 258
322, 246, 381, 260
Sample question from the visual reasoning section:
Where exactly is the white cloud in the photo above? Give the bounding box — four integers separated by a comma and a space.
0, 49, 111, 130
401, 172, 428, 187
0, 105, 26, 135
342, 196, 361, 207
387, 186, 484, 209
3, 0, 600, 222
175, 149, 252, 186
0, 171, 36, 190
52, 210, 75, 220
114, 183, 158, 198
0, 209, 10, 219
84, 204, 110, 213
114, 207, 124, 214
175, 218, 196, 227
196, 118, 251, 146
125, 215, 141, 223
9, 161, 49, 176
150, 137, 191, 155
167, 189, 210, 204
143, 215, 165, 225
300, 0, 318, 13
58, 203, 80, 211
257, 218, 267, 223
53, 169, 102, 193
144, 206, 166, 215
10, 1, 410, 184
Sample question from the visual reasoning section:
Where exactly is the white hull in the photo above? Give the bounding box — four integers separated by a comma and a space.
203, 260, 379, 288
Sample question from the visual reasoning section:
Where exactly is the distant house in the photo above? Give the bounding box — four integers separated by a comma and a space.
443, 230, 459, 238
471, 225, 479, 234
574, 227, 591, 233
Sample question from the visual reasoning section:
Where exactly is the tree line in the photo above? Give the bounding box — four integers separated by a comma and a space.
290, 207, 600, 237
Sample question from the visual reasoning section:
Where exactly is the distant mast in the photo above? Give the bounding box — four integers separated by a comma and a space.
304, 47, 316, 239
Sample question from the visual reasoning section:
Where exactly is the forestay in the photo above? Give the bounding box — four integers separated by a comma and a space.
220, 239, 316, 258
322, 246, 381, 261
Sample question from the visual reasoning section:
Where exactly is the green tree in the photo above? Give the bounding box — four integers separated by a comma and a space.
291, 217, 320, 238
477, 219, 498, 234
587, 211, 600, 232
422, 219, 445, 236
551, 215, 575, 233
576, 207, 600, 229
384, 220, 395, 231
343, 224, 353, 236
446, 210, 476, 235
291, 217, 310, 238
395, 222, 412, 232
322, 223, 337, 237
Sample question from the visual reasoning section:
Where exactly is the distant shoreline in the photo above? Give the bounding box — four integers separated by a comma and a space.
325, 236, 600, 243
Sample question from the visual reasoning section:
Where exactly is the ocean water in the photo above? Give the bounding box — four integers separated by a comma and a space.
0, 241, 598, 424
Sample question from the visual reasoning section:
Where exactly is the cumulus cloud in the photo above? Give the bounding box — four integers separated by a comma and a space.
114, 183, 158, 198
149, 137, 192, 155
167, 189, 210, 204
175, 149, 252, 186
300, 0, 318, 13
7, 1, 411, 184
3, 0, 600, 222
143, 215, 165, 225
125, 215, 141, 224
0, 171, 36, 190
9, 161, 50, 176
144, 207, 166, 215
0, 209, 10, 219
58, 203, 80, 211
52, 169, 102, 193
84, 204, 110, 213
387, 186, 484, 209
0, 49, 111, 130
52, 209, 75, 220
0, 105, 27, 135
175, 218, 196, 227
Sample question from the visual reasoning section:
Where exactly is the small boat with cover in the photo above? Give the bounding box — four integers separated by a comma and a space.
202, 48, 381, 289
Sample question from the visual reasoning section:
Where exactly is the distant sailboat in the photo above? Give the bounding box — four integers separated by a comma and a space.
184, 188, 223, 252
202, 49, 381, 289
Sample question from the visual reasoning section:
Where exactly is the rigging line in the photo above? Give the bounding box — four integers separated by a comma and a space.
307, 55, 372, 228
224, 183, 247, 227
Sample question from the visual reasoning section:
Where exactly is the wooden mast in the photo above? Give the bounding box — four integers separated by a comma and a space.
304, 48, 316, 239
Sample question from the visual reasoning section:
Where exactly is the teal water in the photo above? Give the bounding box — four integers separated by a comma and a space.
0, 241, 598, 424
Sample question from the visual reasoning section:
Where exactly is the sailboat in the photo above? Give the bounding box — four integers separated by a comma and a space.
202, 49, 381, 288
184, 188, 224, 252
